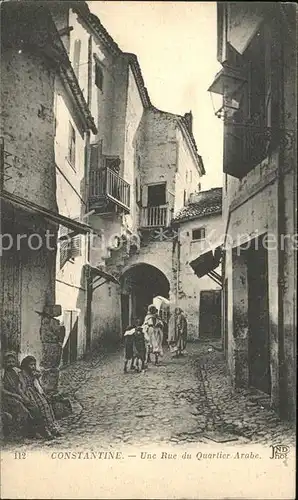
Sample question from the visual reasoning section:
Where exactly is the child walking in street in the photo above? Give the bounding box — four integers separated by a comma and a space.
123, 325, 135, 373
133, 318, 146, 372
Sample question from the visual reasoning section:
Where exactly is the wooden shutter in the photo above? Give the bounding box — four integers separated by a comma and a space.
95, 61, 103, 90
68, 123, 76, 168
90, 143, 101, 170
87, 36, 92, 106
71, 234, 82, 259
73, 39, 81, 79
141, 184, 148, 207
59, 225, 71, 269
135, 178, 139, 204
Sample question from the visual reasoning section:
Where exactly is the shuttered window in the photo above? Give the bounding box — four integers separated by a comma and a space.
192, 227, 206, 241
67, 122, 76, 169
90, 142, 102, 170
71, 234, 82, 259
135, 177, 141, 204
59, 225, 82, 269
141, 184, 148, 207
95, 60, 104, 91
59, 225, 71, 269
73, 39, 81, 79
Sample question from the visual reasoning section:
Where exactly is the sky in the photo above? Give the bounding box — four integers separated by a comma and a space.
89, 1, 223, 190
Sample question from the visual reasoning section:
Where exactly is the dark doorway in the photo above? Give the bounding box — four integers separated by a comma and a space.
247, 245, 271, 394
147, 183, 166, 207
121, 264, 170, 326
121, 294, 129, 331
62, 310, 79, 366
199, 290, 222, 338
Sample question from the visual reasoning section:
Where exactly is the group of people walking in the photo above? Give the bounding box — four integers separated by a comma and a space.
2, 352, 61, 440
123, 304, 188, 373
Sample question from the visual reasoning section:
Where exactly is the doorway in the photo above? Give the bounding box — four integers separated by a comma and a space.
247, 244, 271, 394
120, 264, 170, 325
121, 294, 130, 331
147, 183, 166, 207
199, 290, 222, 338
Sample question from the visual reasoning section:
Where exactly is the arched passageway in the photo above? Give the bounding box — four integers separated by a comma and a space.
120, 264, 170, 329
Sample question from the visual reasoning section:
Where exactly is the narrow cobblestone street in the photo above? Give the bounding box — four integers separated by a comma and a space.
5, 342, 294, 452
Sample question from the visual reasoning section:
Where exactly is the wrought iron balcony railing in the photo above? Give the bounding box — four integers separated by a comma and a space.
89, 167, 130, 212
223, 121, 295, 179
140, 204, 171, 228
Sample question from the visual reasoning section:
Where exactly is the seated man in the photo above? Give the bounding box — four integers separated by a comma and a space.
19, 356, 62, 439
2, 352, 33, 438
2, 352, 62, 440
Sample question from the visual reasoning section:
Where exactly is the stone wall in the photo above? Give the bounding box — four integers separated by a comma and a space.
54, 77, 89, 360
224, 159, 296, 417
0, 21, 63, 390
0, 49, 56, 211
176, 213, 223, 340
175, 126, 202, 212
123, 64, 145, 233
141, 109, 177, 197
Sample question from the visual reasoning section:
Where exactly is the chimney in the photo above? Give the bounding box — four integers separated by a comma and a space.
183, 111, 193, 134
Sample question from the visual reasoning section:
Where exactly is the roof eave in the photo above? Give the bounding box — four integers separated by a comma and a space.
126, 53, 151, 108
177, 119, 205, 176
172, 207, 222, 225
60, 65, 97, 134
74, 5, 122, 57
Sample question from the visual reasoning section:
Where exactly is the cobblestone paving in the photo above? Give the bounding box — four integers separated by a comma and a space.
3, 343, 295, 450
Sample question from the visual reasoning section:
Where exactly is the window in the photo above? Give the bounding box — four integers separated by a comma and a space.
67, 122, 76, 169
59, 226, 82, 269
73, 39, 81, 79
192, 227, 205, 241
90, 142, 102, 170
147, 183, 166, 207
183, 189, 187, 206
104, 156, 120, 173
95, 60, 103, 91
135, 178, 141, 204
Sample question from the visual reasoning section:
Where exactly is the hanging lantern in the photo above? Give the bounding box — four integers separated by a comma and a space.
208, 65, 246, 121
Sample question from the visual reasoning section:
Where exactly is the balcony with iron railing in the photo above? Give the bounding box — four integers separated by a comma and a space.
140, 204, 172, 229
223, 119, 296, 179
89, 167, 130, 213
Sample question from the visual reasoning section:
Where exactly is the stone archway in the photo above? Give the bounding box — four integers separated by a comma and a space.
120, 263, 170, 329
